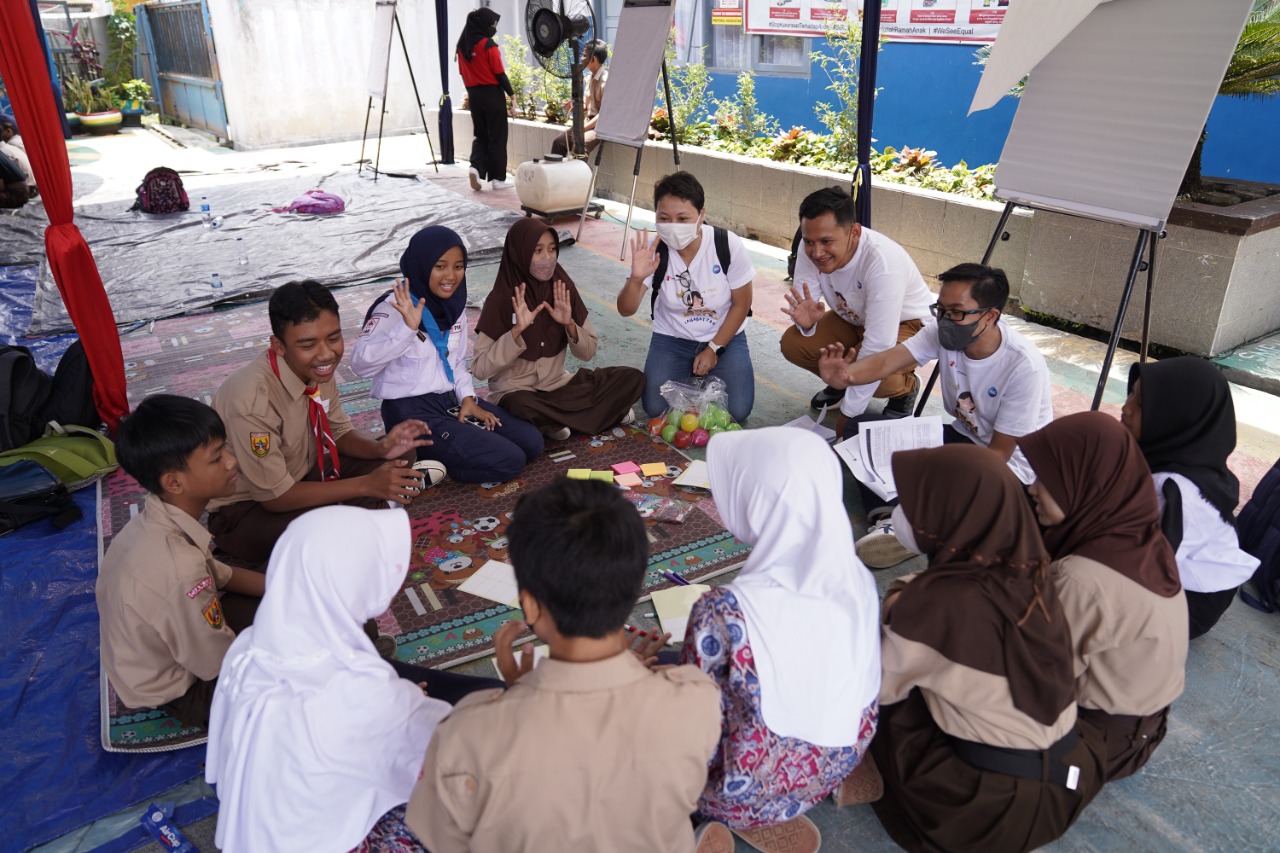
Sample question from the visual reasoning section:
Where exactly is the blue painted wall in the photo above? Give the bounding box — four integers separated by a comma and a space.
705, 41, 1280, 184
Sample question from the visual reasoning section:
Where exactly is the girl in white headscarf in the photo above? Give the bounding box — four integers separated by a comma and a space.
680, 428, 882, 852
206, 506, 459, 853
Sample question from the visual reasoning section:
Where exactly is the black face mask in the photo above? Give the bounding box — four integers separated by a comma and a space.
937, 315, 986, 351
486, 23, 498, 37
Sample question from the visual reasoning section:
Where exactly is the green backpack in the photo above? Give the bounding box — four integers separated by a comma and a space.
0, 422, 118, 491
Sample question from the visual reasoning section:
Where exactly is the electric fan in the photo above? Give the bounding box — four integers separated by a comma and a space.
525, 0, 598, 156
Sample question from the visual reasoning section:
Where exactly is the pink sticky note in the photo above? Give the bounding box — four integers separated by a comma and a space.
615, 472, 643, 488
612, 461, 642, 475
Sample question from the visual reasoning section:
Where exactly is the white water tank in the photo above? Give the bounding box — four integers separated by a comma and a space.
515, 156, 593, 214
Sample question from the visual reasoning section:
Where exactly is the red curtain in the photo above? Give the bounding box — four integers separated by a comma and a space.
0, 4, 128, 432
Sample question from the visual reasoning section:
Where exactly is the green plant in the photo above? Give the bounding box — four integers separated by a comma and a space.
120, 78, 151, 102
104, 1, 138, 88
710, 71, 777, 152
64, 76, 118, 114
653, 37, 713, 145
811, 12, 881, 169
539, 67, 571, 125
497, 34, 540, 119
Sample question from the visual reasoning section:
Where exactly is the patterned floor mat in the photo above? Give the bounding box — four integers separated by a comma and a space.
99, 280, 750, 751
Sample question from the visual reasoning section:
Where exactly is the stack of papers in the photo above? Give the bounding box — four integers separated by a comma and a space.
833, 416, 944, 501
650, 584, 711, 641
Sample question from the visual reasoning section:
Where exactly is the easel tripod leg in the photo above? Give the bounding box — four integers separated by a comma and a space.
1091, 230, 1152, 410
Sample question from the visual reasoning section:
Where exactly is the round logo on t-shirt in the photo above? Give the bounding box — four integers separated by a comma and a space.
987, 386, 998, 397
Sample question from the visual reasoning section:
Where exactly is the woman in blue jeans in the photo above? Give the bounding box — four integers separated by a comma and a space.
350, 226, 543, 483
617, 172, 755, 423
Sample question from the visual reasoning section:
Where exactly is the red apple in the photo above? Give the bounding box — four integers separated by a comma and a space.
672, 430, 694, 449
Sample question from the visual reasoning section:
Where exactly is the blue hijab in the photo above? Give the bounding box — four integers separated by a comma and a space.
398, 226, 468, 382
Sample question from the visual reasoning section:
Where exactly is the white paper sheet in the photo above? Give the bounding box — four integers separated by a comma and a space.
671, 459, 712, 490
835, 416, 944, 501
781, 404, 836, 442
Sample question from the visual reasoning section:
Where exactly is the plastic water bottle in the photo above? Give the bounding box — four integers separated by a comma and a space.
236, 236, 248, 265
210, 272, 223, 289
200, 195, 211, 227
209, 215, 224, 230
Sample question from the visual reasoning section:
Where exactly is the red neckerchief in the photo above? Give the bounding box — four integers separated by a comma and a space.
269, 349, 341, 481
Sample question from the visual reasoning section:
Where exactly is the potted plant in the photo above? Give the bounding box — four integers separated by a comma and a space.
66, 76, 122, 135
119, 78, 151, 128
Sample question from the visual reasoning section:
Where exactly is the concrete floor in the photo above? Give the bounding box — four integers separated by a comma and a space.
29, 127, 1280, 852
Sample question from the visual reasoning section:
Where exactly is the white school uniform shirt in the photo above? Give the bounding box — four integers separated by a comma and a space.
644, 224, 754, 344
349, 297, 477, 402
902, 319, 1053, 484
1153, 472, 1259, 594
792, 227, 934, 417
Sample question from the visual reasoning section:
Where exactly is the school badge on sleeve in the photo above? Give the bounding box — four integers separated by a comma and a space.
202, 597, 225, 630
250, 432, 270, 457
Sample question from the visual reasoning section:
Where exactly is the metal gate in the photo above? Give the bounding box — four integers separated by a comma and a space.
135, 0, 229, 140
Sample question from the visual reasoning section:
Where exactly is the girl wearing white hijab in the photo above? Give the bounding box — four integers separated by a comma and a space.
680, 428, 882, 853
206, 506, 460, 853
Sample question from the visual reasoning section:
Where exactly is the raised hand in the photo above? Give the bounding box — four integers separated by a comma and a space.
381, 419, 432, 458
548, 280, 575, 326
390, 278, 424, 330
782, 282, 825, 331
817, 342, 857, 390
628, 229, 662, 281
511, 283, 547, 339
493, 620, 536, 686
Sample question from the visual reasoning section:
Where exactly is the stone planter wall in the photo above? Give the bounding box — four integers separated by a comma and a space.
438, 110, 1278, 356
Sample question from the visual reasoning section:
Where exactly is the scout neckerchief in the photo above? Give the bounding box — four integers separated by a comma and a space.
417, 305, 455, 385
269, 349, 340, 481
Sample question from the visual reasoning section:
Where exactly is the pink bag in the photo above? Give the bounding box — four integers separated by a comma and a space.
272, 189, 345, 215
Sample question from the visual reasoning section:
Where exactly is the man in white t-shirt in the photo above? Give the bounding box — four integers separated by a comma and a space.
781, 186, 933, 427
818, 263, 1054, 567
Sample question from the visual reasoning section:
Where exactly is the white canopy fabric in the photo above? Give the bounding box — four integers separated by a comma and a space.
595, 1, 677, 147
971, 0, 1254, 230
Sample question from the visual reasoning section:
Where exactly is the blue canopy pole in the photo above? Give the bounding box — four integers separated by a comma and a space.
854, 0, 881, 228
435, 0, 455, 164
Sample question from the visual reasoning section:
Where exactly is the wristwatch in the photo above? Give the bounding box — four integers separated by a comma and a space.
713, 344, 728, 357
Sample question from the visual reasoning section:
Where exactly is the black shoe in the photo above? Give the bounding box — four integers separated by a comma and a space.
810, 386, 844, 409
883, 385, 919, 419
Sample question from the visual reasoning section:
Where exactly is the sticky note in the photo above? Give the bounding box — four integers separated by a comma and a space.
611, 461, 641, 475
641, 462, 667, 477
615, 472, 643, 488
567, 469, 590, 480
591, 471, 614, 482
650, 584, 711, 640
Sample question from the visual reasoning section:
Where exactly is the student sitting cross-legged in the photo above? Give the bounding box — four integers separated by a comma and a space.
350, 225, 544, 484
870, 445, 1105, 853
678, 427, 882, 853
209, 280, 435, 566
206, 506, 502, 853
1020, 412, 1188, 781
404, 479, 726, 853
96, 395, 266, 729
472, 218, 645, 441
1122, 357, 1258, 639
618, 172, 756, 424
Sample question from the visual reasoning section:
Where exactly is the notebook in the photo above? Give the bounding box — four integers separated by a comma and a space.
649, 584, 711, 642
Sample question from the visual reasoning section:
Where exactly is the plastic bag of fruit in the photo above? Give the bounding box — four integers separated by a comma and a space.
645, 377, 743, 449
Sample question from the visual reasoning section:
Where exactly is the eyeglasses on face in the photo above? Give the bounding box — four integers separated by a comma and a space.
929, 303, 991, 322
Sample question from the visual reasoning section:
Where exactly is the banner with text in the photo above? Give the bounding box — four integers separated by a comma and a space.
743, 0, 1009, 43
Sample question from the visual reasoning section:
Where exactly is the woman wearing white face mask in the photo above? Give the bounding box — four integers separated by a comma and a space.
617, 172, 756, 423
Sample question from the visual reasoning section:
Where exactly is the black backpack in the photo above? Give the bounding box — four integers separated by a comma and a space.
130, 166, 189, 214
0, 345, 53, 452
45, 340, 99, 429
0, 458, 81, 536
650, 226, 735, 319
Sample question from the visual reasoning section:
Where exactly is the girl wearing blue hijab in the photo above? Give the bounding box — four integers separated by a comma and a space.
351, 226, 543, 483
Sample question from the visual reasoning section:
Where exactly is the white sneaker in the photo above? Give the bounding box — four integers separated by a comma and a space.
491, 178, 514, 190
545, 426, 571, 441
468, 167, 482, 191
411, 459, 448, 489
620, 408, 636, 426
856, 518, 915, 570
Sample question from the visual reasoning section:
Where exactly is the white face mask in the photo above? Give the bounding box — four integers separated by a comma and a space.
890, 505, 921, 555
656, 220, 700, 251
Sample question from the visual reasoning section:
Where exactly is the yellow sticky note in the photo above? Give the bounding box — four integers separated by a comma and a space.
591, 471, 615, 482
567, 469, 591, 480
641, 462, 667, 477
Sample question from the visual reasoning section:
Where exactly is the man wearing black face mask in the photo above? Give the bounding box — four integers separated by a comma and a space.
817, 263, 1054, 567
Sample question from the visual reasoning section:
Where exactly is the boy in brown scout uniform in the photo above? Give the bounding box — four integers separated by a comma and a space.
96, 395, 266, 727
208, 281, 436, 565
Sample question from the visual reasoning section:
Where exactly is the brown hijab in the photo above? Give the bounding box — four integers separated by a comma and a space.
889, 445, 1075, 727
475, 219, 589, 362
1019, 412, 1180, 597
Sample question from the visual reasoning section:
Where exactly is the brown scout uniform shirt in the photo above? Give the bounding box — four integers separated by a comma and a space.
96, 496, 236, 708
1052, 555, 1188, 716
405, 651, 721, 853
210, 350, 354, 509
471, 318, 599, 403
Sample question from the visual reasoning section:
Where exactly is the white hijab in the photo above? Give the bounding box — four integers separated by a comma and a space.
206, 506, 451, 853
707, 428, 881, 747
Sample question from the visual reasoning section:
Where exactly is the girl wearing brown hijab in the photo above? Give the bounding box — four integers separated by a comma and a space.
473, 219, 645, 440
871, 444, 1104, 853
1019, 411, 1188, 782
